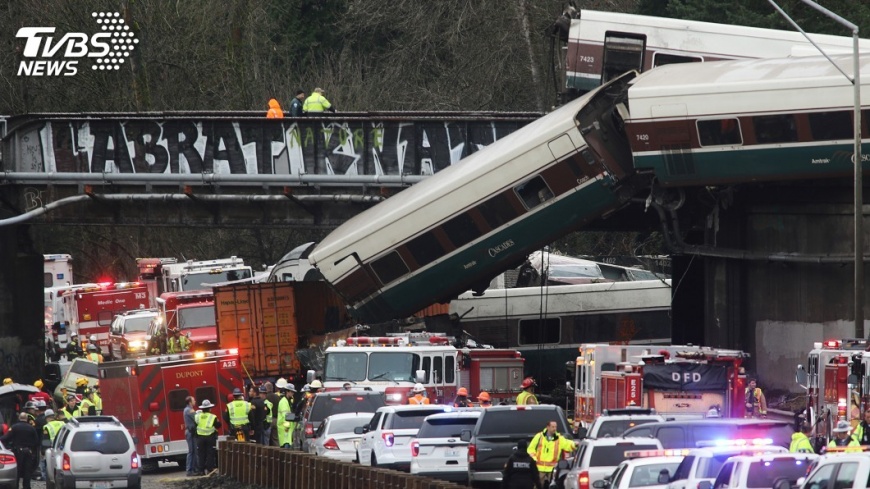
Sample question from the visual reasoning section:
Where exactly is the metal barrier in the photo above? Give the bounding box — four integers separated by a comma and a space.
218, 441, 468, 489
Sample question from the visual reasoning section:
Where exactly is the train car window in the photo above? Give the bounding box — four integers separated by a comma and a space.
697, 119, 742, 146
753, 114, 798, 144
652, 53, 702, 67
477, 192, 520, 229
601, 32, 645, 84
370, 251, 410, 286
518, 318, 560, 345
515, 176, 555, 210
442, 213, 481, 248
809, 111, 853, 141
406, 231, 444, 268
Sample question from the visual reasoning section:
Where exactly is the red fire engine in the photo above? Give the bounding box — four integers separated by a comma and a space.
322, 333, 525, 405
796, 338, 867, 443
98, 348, 245, 469
154, 291, 217, 352
61, 282, 151, 356
574, 344, 749, 427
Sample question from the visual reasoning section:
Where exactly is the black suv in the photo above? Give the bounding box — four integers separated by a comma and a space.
462, 404, 573, 486
295, 390, 386, 451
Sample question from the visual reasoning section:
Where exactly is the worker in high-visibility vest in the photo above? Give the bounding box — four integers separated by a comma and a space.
85, 344, 103, 363
828, 420, 861, 452
517, 377, 539, 405
41, 410, 64, 480
79, 389, 97, 416
194, 400, 220, 475
408, 383, 430, 405
789, 422, 815, 453
527, 420, 576, 487
275, 378, 295, 448
302, 88, 334, 114
61, 395, 81, 420
225, 388, 251, 442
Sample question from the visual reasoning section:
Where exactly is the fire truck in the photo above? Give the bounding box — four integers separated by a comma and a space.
60, 282, 151, 356
322, 332, 525, 405
795, 338, 868, 444
152, 291, 217, 352
99, 348, 244, 470
573, 343, 749, 428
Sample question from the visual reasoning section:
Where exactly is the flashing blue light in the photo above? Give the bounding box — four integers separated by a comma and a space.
796, 460, 803, 465
443, 406, 454, 412
764, 461, 771, 467
95, 432, 102, 439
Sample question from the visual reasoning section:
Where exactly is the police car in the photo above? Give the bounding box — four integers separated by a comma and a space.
563, 437, 664, 489
409, 410, 481, 483
797, 449, 870, 489
594, 450, 685, 489
706, 452, 817, 489
666, 440, 788, 489
356, 404, 450, 470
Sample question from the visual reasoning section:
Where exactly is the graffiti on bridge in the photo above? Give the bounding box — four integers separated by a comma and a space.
21, 119, 527, 177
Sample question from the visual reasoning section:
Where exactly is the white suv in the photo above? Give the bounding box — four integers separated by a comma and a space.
667, 444, 788, 489
709, 453, 818, 489
108, 308, 157, 360
564, 437, 664, 489
410, 410, 481, 483
355, 404, 448, 470
46, 415, 141, 489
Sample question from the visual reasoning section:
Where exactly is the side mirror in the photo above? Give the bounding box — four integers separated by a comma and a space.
657, 470, 670, 484
592, 481, 607, 489
415, 370, 426, 384
306, 370, 315, 383
698, 481, 713, 489
796, 364, 808, 388
353, 426, 365, 435
459, 430, 471, 442
557, 459, 570, 470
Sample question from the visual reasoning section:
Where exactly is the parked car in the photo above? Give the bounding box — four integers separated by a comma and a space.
109, 308, 158, 360
356, 405, 449, 470
52, 358, 98, 406
0, 441, 17, 488
463, 404, 574, 486
295, 390, 386, 452
596, 454, 683, 489
709, 452, 818, 489
563, 437, 664, 489
308, 412, 374, 462
797, 451, 870, 489
45, 415, 141, 489
621, 419, 794, 449
410, 410, 481, 483
666, 443, 788, 489
585, 409, 665, 439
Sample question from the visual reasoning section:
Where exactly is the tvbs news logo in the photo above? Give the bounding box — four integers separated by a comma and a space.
16, 12, 138, 77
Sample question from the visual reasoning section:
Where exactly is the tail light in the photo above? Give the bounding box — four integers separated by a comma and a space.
304, 423, 314, 437
578, 470, 590, 489
384, 387, 406, 405
382, 432, 394, 447
62, 453, 71, 471
323, 438, 339, 450
0, 453, 15, 464
411, 440, 419, 457
468, 443, 476, 463
131, 452, 140, 470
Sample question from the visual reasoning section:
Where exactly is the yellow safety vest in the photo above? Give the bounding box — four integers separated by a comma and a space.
44, 420, 64, 441
517, 391, 538, 405
79, 399, 94, 415
196, 412, 217, 436
528, 431, 576, 472
789, 433, 815, 453
179, 335, 191, 351
62, 406, 81, 420
93, 393, 102, 414
277, 396, 293, 446
87, 352, 103, 363
227, 399, 250, 426
302, 93, 331, 113
264, 399, 273, 424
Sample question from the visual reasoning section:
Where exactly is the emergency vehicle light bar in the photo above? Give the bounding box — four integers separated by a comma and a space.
696, 438, 773, 448
624, 449, 690, 458
823, 446, 870, 453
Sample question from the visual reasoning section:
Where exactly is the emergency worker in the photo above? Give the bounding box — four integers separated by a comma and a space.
61, 394, 81, 420
276, 379, 295, 448
179, 332, 191, 352
225, 388, 251, 441
1, 413, 39, 489
79, 389, 97, 416
249, 385, 268, 444
789, 422, 815, 453
266, 98, 284, 119
41, 410, 63, 480
265, 382, 280, 446
527, 420, 576, 487
86, 343, 103, 363
852, 409, 870, 445
828, 420, 861, 451
29, 380, 53, 409
167, 329, 180, 354
517, 378, 539, 405
454, 387, 471, 407
74, 377, 89, 396
302, 88, 334, 114
478, 391, 493, 408
194, 400, 220, 475
503, 439, 542, 489
23, 401, 37, 426
183, 396, 198, 476
91, 382, 102, 415
67, 333, 83, 359
408, 383, 430, 405
744, 378, 767, 418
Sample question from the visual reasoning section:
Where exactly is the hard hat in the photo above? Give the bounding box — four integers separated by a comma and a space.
45, 409, 55, 418
258, 385, 268, 393
310, 380, 323, 389
34, 400, 46, 408
301, 384, 310, 393
478, 391, 491, 402
287, 383, 297, 392
75, 377, 89, 387
275, 378, 288, 390
84, 388, 93, 396
89, 335, 97, 343
23, 401, 36, 410
34, 380, 44, 389
87, 344, 98, 352
457, 387, 468, 396
521, 377, 536, 389
2, 378, 11, 385
71, 332, 78, 337
66, 394, 77, 402
834, 420, 852, 433
413, 383, 425, 393
232, 388, 244, 397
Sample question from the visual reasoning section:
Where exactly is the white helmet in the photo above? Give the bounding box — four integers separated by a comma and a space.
413, 383, 425, 393
275, 378, 288, 390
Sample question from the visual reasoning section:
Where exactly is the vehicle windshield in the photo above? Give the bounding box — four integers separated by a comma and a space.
182, 269, 252, 290
628, 461, 680, 487
594, 419, 659, 438
418, 417, 479, 438
69, 360, 98, 377
589, 445, 661, 467
478, 410, 570, 436
326, 415, 372, 435
178, 306, 215, 330
699, 455, 735, 478
323, 352, 419, 382
385, 410, 445, 430
745, 459, 810, 488
70, 431, 130, 454
123, 315, 154, 333
308, 394, 386, 423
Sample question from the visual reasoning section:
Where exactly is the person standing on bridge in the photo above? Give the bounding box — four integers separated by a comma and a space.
266, 98, 284, 119
289, 90, 305, 117
744, 378, 767, 418
303, 88, 334, 114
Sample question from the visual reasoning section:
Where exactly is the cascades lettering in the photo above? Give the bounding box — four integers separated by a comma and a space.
488, 239, 515, 257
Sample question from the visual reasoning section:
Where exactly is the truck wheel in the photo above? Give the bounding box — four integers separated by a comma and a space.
141, 459, 159, 474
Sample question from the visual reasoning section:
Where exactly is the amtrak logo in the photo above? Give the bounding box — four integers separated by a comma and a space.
16, 12, 139, 76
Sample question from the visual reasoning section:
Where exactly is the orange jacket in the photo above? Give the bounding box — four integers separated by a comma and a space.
266, 99, 284, 119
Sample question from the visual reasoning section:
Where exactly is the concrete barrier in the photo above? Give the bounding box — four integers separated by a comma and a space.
218, 441, 468, 489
